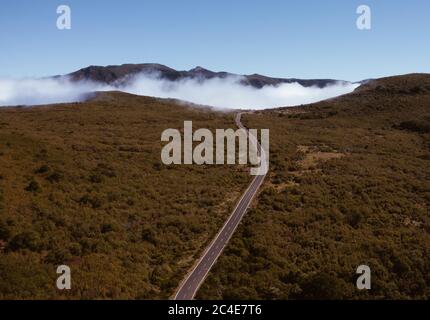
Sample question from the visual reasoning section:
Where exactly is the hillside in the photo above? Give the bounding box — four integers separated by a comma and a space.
0, 93, 250, 299
0, 74, 429, 300
197, 74, 430, 299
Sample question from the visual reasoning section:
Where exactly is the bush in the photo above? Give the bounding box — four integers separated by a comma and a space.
0, 220, 11, 241
8, 232, 41, 251
346, 210, 363, 229
46, 172, 63, 183
34, 165, 50, 174
25, 180, 40, 193
396, 120, 430, 133
79, 194, 103, 208
96, 163, 116, 177
142, 227, 158, 245
89, 174, 103, 183
295, 273, 346, 300
44, 247, 73, 265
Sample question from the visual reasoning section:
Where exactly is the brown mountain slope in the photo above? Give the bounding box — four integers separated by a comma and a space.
1, 74, 429, 300
0, 93, 250, 299
197, 74, 430, 299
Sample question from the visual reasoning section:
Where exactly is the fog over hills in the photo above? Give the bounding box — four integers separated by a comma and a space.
0, 63, 359, 108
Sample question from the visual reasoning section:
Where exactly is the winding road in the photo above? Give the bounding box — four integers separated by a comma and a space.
174, 113, 268, 300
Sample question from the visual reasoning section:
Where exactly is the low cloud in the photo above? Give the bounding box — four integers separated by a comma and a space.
0, 77, 108, 107
0, 74, 359, 109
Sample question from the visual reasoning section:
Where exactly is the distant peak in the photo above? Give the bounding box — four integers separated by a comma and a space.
189, 66, 211, 73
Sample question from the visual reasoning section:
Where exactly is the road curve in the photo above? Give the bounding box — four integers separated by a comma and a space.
174, 113, 267, 300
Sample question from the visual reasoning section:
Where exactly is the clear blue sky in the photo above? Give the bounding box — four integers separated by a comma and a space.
0, 0, 429, 81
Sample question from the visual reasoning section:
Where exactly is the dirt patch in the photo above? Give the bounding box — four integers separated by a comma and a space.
265, 173, 299, 192
297, 145, 347, 170
404, 217, 423, 228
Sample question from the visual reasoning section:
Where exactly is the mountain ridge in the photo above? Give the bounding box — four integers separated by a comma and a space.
64, 63, 348, 89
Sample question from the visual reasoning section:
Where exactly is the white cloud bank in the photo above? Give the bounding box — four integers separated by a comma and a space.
0, 74, 359, 109
0, 77, 109, 107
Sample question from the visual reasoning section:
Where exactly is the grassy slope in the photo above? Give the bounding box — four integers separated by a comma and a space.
0, 92, 250, 299
197, 74, 430, 299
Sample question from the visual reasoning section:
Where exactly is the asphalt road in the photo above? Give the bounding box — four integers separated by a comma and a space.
174, 113, 267, 300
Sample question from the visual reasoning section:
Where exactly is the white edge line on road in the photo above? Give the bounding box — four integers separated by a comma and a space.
173, 112, 267, 300
187, 174, 266, 300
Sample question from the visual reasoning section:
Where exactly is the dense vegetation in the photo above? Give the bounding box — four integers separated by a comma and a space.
197, 74, 430, 299
0, 92, 249, 299
1, 74, 429, 300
